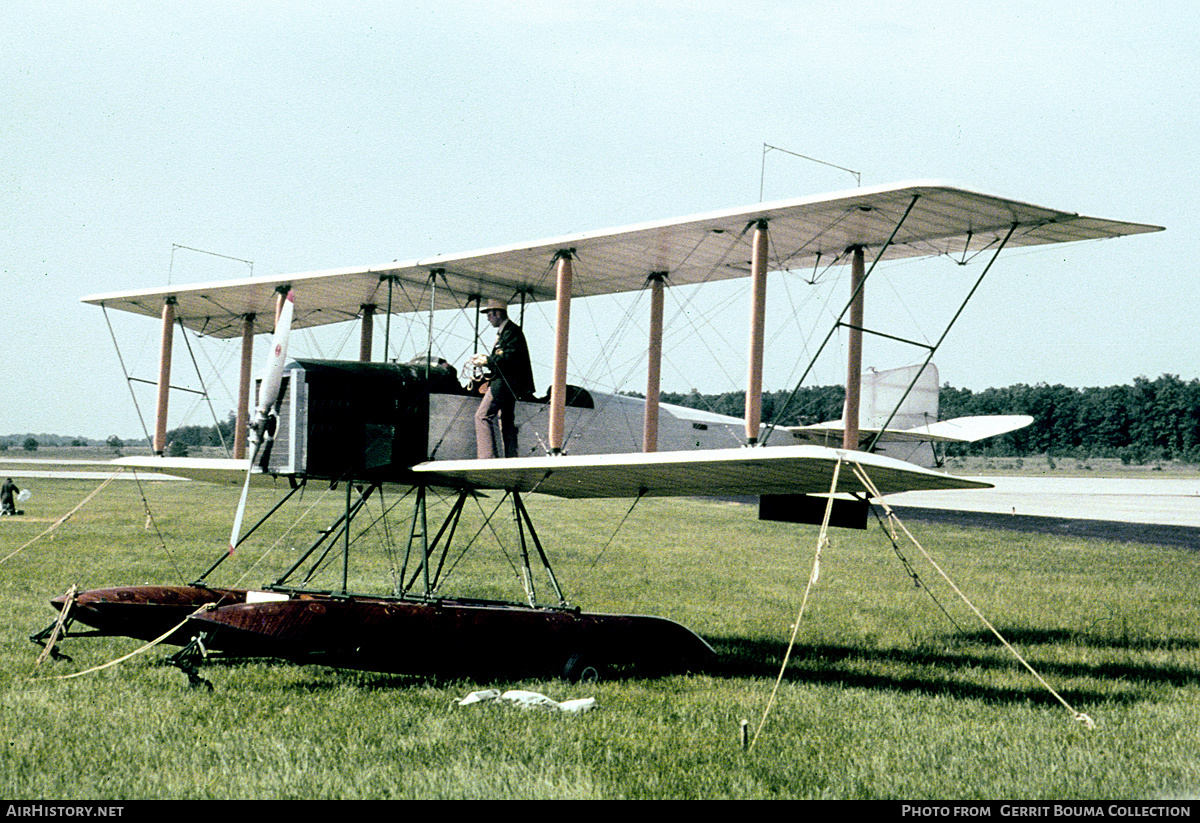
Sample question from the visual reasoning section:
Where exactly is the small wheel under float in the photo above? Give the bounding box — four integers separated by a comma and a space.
562, 653, 602, 684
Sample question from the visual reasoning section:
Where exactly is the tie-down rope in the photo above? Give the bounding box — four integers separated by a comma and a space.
750, 456, 843, 751
0, 469, 125, 567
849, 462, 1094, 730
750, 457, 1093, 751
30, 603, 216, 682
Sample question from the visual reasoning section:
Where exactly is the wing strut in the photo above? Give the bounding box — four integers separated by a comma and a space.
843, 247, 865, 450
513, 491, 567, 607
548, 250, 575, 454
643, 272, 667, 452
745, 221, 769, 445
234, 314, 254, 459
153, 297, 175, 455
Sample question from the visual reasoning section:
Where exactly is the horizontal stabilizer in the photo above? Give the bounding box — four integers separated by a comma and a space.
788, 414, 1033, 445
900, 415, 1034, 443
412, 445, 991, 500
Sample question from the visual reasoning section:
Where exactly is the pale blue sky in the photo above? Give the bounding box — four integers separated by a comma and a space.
3, 1, 1194, 438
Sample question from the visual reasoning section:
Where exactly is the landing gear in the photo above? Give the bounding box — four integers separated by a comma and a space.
563, 653, 602, 684
167, 633, 214, 691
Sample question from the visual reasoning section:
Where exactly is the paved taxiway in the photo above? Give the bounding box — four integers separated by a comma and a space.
886, 476, 1200, 550
887, 477, 1200, 527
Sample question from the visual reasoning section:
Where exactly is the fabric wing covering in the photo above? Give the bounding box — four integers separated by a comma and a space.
80, 181, 1162, 338
411, 445, 992, 500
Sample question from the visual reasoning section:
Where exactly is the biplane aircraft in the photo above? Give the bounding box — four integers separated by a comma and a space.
22, 181, 1161, 686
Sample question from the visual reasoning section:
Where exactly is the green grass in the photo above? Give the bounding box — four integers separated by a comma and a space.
2, 479, 1200, 799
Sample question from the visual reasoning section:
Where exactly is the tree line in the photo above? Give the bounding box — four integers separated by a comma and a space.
36, 374, 1195, 464
663, 373, 1200, 464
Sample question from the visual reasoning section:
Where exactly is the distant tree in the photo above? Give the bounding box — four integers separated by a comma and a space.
165, 412, 236, 452
167, 440, 189, 457
22, 437, 38, 452
106, 435, 124, 454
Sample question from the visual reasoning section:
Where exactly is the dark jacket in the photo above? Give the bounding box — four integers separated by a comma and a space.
490, 320, 535, 400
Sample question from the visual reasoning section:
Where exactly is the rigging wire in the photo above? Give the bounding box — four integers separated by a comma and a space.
436, 491, 522, 592
175, 321, 232, 455
101, 305, 154, 447
129, 469, 186, 583
585, 490, 646, 570
868, 503, 965, 634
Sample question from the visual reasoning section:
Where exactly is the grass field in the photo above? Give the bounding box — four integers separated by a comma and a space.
2, 478, 1199, 799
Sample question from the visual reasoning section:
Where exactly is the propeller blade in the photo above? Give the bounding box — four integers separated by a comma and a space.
257, 289, 294, 416
227, 442, 260, 554
231, 289, 294, 554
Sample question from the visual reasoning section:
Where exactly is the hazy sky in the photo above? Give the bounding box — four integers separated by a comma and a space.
3, 1, 1195, 439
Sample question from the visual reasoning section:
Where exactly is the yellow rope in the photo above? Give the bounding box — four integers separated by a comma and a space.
31, 583, 78, 673
849, 462, 1095, 729
750, 457, 843, 752
30, 603, 215, 682
0, 469, 125, 566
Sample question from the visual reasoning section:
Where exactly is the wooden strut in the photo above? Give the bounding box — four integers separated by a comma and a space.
513, 492, 567, 607
235, 314, 254, 459
404, 489, 471, 595
360, 304, 375, 362
513, 492, 537, 606
549, 250, 575, 454
757, 193, 922, 447
154, 297, 176, 455
842, 246, 865, 451
644, 273, 667, 452
744, 221, 769, 445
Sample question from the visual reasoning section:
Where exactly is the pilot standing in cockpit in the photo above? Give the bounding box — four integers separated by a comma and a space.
474, 300, 535, 459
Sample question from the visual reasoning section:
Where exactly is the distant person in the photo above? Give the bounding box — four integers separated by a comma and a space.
1, 478, 20, 516
474, 300, 535, 459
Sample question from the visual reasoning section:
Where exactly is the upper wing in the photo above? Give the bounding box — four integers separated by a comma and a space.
410, 445, 991, 499
81, 181, 1162, 337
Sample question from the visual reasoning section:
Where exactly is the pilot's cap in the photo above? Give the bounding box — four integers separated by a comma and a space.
481, 299, 507, 313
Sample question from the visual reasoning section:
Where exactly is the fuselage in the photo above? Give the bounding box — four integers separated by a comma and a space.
262, 358, 749, 483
